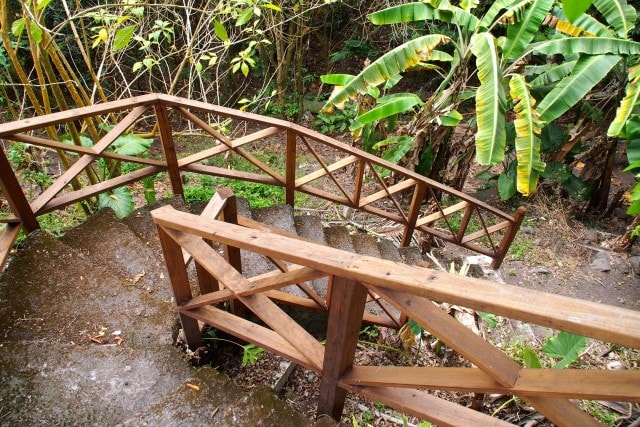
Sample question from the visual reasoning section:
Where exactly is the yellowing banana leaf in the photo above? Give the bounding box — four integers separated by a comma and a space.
551, 7, 613, 37
480, 0, 522, 28
471, 33, 507, 165
324, 35, 450, 109
509, 74, 545, 196
608, 63, 640, 137
368, 1, 478, 31
538, 54, 620, 123
532, 37, 640, 56
593, 0, 636, 37
502, 0, 555, 62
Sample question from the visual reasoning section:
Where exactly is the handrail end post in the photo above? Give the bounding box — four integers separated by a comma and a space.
491, 206, 527, 269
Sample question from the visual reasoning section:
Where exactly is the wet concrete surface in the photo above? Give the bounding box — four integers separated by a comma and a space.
0, 205, 317, 426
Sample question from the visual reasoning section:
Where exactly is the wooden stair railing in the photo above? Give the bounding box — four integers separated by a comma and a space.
0, 94, 524, 270
151, 201, 640, 427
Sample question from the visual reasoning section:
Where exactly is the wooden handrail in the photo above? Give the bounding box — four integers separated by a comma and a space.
150, 202, 640, 426
0, 94, 524, 269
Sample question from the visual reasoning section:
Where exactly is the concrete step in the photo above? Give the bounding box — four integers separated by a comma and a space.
294, 215, 329, 299
60, 208, 173, 302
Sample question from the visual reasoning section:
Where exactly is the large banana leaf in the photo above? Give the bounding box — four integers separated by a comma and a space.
471, 33, 507, 165
368, 2, 451, 25
368, 1, 478, 31
551, 7, 614, 37
510, 74, 545, 196
532, 37, 640, 56
538, 54, 621, 123
529, 61, 575, 86
502, 0, 555, 62
350, 94, 423, 131
593, 0, 636, 37
324, 35, 450, 109
608, 64, 640, 136
480, 0, 522, 27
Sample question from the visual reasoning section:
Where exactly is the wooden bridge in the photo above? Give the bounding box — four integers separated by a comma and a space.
0, 93, 523, 271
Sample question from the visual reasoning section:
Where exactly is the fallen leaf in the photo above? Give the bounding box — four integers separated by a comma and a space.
186, 383, 200, 391
132, 270, 146, 284
398, 322, 416, 350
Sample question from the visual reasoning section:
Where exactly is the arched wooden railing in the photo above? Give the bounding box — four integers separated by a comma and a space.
0, 93, 524, 270
150, 195, 640, 426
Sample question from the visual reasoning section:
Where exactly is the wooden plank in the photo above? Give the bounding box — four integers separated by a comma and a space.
155, 103, 183, 196
353, 159, 365, 207
521, 397, 600, 427
295, 155, 358, 187
416, 225, 496, 257
415, 201, 471, 227
286, 130, 296, 206
163, 228, 325, 371
340, 366, 640, 402
8, 133, 166, 166
180, 265, 327, 310
401, 183, 426, 247
358, 179, 417, 208
317, 277, 368, 420
186, 305, 318, 372
460, 220, 513, 244
299, 135, 353, 204
177, 143, 230, 168
30, 105, 148, 213
36, 166, 161, 215
150, 206, 640, 349
491, 206, 527, 269
156, 226, 201, 349
371, 286, 521, 387
0, 223, 22, 271
0, 146, 39, 231
181, 163, 281, 186
232, 126, 281, 147
341, 384, 515, 427
0, 94, 159, 137
174, 106, 233, 146
183, 191, 227, 264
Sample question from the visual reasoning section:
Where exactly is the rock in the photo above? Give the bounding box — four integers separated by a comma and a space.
630, 256, 640, 275
583, 229, 599, 243
590, 252, 611, 272
528, 267, 552, 275
520, 226, 534, 234
611, 256, 629, 274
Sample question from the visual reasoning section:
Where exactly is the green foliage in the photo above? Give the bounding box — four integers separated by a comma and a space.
98, 186, 134, 219
523, 331, 587, 369
330, 39, 379, 63
241, 344, 264, 366
477, 311, 498, 328
312, 104, 356, 135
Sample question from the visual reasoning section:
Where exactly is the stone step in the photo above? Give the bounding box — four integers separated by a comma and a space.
59, 208, 173, 302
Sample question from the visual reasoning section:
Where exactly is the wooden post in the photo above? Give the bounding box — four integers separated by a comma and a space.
155, 103, 183, 197
456, 205, 475, 243
285, 130, 296, 206
491, 206, 526, 269
317, 276, 368, 420
156, 226, 202, 349
0, 144, 39, 232
218, 187, 248, 318
400, 183, 426, 247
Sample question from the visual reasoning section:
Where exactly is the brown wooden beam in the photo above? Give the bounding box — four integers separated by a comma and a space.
317, 277, 368, 420
155, 103, 183, 197
0, 145, 39, 231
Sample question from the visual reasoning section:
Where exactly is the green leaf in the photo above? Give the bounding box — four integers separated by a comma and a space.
523, 347, 543, 368
593, 0, 636, 37
480, 0, 520, 27
561, 0, 592, 22
532, 37, 640, 56
498, 171, 517, 200
538, 54, 620, 123
213, 19, 228, 42
320, 74, 355, 86
477, 311, 497, 328
375, 136, 414, 178
236, 8, 254, 26
471, 32, 507, 165
324, 35, 450, 109
407, 318, 423, 335
543, 332, 587, 369
502, 0, 555, 62
368, 2, 452, 25
11, 18, 26, 37
551, 7, 613, 37
529, 61, 576, 86
608, 64, 640, 137
437, 109, 463, 126
36, 0, 53, 11
98, 186, 134, 218
509, 74, 545, 196
29, 22, 43, 44
350, 95, 423, 131
111, 133, 153, 156
113, 25, 136, 51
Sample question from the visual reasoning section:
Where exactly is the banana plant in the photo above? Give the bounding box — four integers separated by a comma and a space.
322, 0, 640, 198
